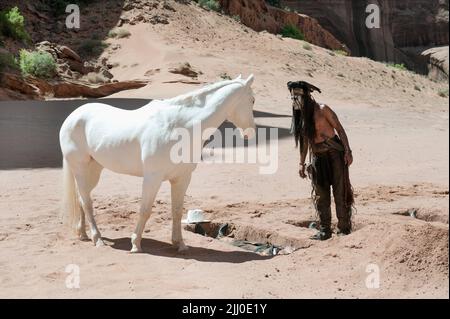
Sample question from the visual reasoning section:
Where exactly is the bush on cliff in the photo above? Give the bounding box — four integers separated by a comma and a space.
265, 0, 281, 7
386, 63, 408, 71
195, 0, 221, 12
0, 51, 18, 73
19, 50, 56, 79
281, 24, 305, 41
77, 39, 108, 58
0, 6, 31, 43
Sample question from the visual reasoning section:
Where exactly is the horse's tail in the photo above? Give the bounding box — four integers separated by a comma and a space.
62, 158, 81, 232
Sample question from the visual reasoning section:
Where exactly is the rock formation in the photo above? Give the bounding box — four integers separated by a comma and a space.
219, 0, 350, 53
1, 73, 148, 99
421, 46, 449, 81
0, 42, 148, 100
281, 0, 449, 78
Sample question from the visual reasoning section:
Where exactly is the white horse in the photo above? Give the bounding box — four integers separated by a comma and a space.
59, 75, 256, 253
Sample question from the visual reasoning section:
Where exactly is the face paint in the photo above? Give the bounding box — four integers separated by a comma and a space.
292, 88, 305, 110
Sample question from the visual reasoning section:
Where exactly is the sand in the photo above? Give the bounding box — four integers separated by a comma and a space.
0, 1, 448, 298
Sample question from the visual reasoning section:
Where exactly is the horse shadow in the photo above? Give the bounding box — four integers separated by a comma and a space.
103, 237, 273, 263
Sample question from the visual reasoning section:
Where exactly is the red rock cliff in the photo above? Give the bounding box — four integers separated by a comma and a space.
219, 0, 350, 53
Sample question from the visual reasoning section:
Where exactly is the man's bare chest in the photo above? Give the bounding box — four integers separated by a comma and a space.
314, 111, 330, 130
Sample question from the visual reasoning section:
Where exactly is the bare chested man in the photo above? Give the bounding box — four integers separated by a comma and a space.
288, 81, 354, 240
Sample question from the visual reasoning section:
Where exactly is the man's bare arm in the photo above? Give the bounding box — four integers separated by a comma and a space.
299, 138, 309, 178
300, 138, 309, 164
323, 105, 351, 152
323, 105, 353, 166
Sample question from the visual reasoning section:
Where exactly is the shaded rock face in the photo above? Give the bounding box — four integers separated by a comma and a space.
281, 0, 449, 76
421, 46, 449, 81
0, 0, 125, 61
219, 0, 349, 53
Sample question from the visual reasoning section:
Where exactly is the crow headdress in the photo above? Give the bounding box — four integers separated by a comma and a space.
287, 81, 321, 149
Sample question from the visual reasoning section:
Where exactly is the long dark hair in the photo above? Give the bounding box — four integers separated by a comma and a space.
292, 93, 316, 149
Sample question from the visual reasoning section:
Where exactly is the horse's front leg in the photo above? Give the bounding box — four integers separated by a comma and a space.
170, 173, 192, 252
130, 173, 162, 253
76, 207, 89, 241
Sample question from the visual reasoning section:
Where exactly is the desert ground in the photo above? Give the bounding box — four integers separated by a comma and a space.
0, 2, 448, 298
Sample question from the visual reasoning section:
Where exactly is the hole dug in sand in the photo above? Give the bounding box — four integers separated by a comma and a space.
392, 208, 449, 224
393, 208, 418, 218
285, 219, 318, 229
285, 218, 366, 233
184, 222, 306, 256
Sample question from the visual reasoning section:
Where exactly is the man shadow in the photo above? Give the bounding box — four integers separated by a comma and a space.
103, 237, 273, 264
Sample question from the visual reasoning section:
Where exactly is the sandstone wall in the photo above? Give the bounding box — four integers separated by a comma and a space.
281, 0, 449, 77
219, 0, 350, 53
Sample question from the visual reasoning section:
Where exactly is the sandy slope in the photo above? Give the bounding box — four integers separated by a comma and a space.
0, 1, 448, 298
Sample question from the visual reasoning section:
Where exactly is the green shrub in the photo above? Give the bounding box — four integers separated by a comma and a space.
232, 15, 241, 22
0, 6, 30, 43
0, 51, 18, 72
302, 43, 312, 51
386, 63, 407, 71
438, 88, 449, 98
265, 0, 281, 7
280, 24, 305, 41
333, 49, 348, 56
77, 39, 108, 58
196, 0, 220, 12
19, 49, 56, 78
108, 28, 131, 39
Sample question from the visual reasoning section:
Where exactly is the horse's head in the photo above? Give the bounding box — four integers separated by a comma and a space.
227, 74, 257, 139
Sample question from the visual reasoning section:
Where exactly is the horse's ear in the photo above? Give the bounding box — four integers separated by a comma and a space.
245, 74, 254, 86
236, 74, 242, 80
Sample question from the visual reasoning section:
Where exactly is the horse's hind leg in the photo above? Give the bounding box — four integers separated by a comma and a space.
77, 206, 89, 241
131, 173, 162, 253
170, 173, 192, 252
74, 160, 103, 246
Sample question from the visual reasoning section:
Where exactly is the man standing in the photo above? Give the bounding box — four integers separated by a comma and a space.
288, 81, 354, 240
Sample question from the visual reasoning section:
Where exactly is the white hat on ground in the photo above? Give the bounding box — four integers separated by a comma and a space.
182, 209, 211, 224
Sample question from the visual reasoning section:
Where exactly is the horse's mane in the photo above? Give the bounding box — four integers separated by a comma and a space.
166, 79, 244, 108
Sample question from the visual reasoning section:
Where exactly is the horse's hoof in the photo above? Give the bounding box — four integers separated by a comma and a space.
95, 238, 105, 247
79, 233, 89, 241
177, 243, 189, 253
130, 246, 142, 254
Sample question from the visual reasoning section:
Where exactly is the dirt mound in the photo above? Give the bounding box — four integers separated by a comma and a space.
383, 223, 449, 276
